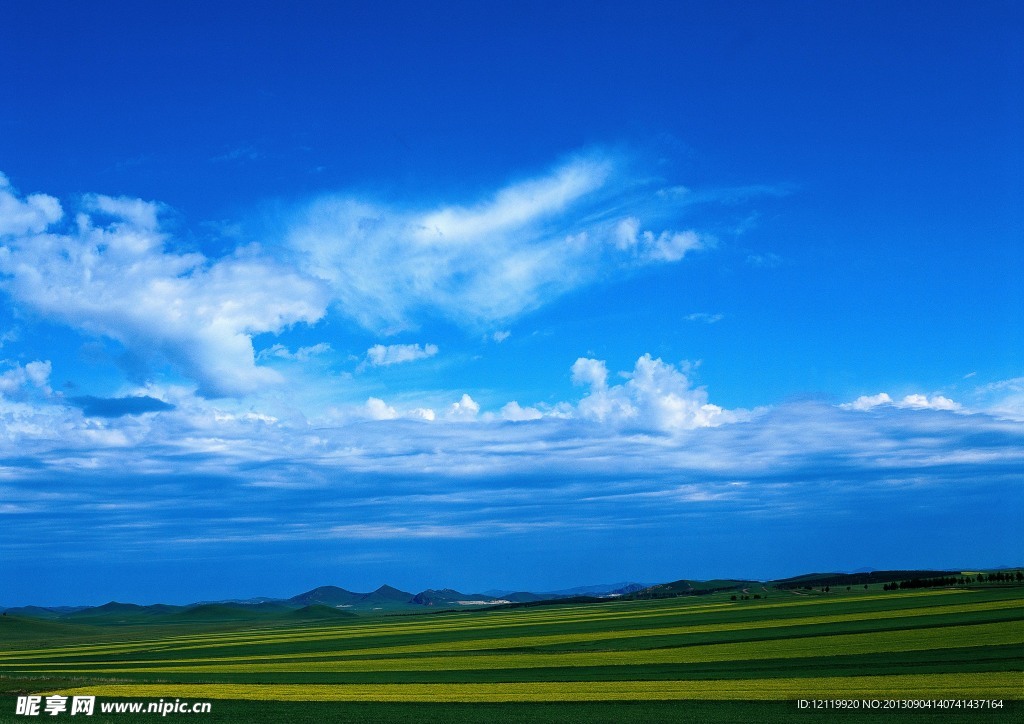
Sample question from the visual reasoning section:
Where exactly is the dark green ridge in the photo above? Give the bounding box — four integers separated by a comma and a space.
4, 568, 1020, 619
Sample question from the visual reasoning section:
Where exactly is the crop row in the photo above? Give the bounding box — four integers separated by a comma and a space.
9, 621, 1019, 676
53, 672, 1021, 702
0, 589, 983, 663
2, 594, 1015, 667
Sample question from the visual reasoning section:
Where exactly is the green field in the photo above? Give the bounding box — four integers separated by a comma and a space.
1, 586, 1021, 722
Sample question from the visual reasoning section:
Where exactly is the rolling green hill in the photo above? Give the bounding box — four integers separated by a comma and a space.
288, 586, 364, 608
773, 570, 960, 589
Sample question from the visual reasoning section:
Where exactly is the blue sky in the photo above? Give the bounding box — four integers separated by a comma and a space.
1, 1, 1022, 606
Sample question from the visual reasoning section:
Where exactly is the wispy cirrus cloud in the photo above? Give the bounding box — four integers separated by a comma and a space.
364, 343, 438, 368
257, 342, 332, 362
967, 377, 1024, 422
286, 151, 713, 332
746, 252, 783, 268
685, 312, 724, 324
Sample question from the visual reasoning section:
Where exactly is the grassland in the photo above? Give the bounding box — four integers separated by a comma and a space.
1, 585, 1020, 722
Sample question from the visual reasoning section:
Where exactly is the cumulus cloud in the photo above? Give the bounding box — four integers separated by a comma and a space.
572, 354, 741, 432
364, 343, 438, 367
500, 401, 543, 421
85, 193, 162, 231
358, 396, 439, 422
408, 407, 437, 421
842, 392, 961, 412
0, 173, 62, 236
448, 393, 480, 420
899, 393, 959, 411
842, 392, 894, 411
0, 360, 52, 397
614, 216, 704, 262
287, 152, 710, 331
364, 397, 399, 420
0, 180, 330, 397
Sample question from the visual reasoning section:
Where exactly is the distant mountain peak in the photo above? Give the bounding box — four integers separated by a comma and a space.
288, 585, 362, 607
366, 585, 414, 602
304, 585, 355, 595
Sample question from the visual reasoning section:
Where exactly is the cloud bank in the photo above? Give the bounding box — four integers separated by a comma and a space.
842, 392, 961, 412
1, 379, 1019, 559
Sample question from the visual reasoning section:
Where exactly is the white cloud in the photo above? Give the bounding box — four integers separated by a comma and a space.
614, 216, 704, 262
418, 158, 609, 240
360, 397, 437, 422
0, 173, 62, 236
0, 346, 1020, 571
500, 401, 543, 421
0, 154, 727, 402
364, 397, 399, 420
842, 392, 960, 412
0, 360, 52, 397
408, 407, 437, 421
0, 398, 70, 445
684, 312, 724, 324
978, 377, 1024, 394
973, 377, 1024, 421
364, 343, 438, 367
287, 153, 709, 331
571, 357, 609, 389
213, 409, 278, 425
492, 330, 511, 343
842, 392, 894, 411
448, 393, 480, 420
899, 394, 959, 411
0, 180, 331, 398
85, 193, 162, 231
573, 354, 741, 432
746, 252, 782, 268
257, 342, 332, 362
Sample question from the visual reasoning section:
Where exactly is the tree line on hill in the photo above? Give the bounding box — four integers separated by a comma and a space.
882, 571, 1024, 591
